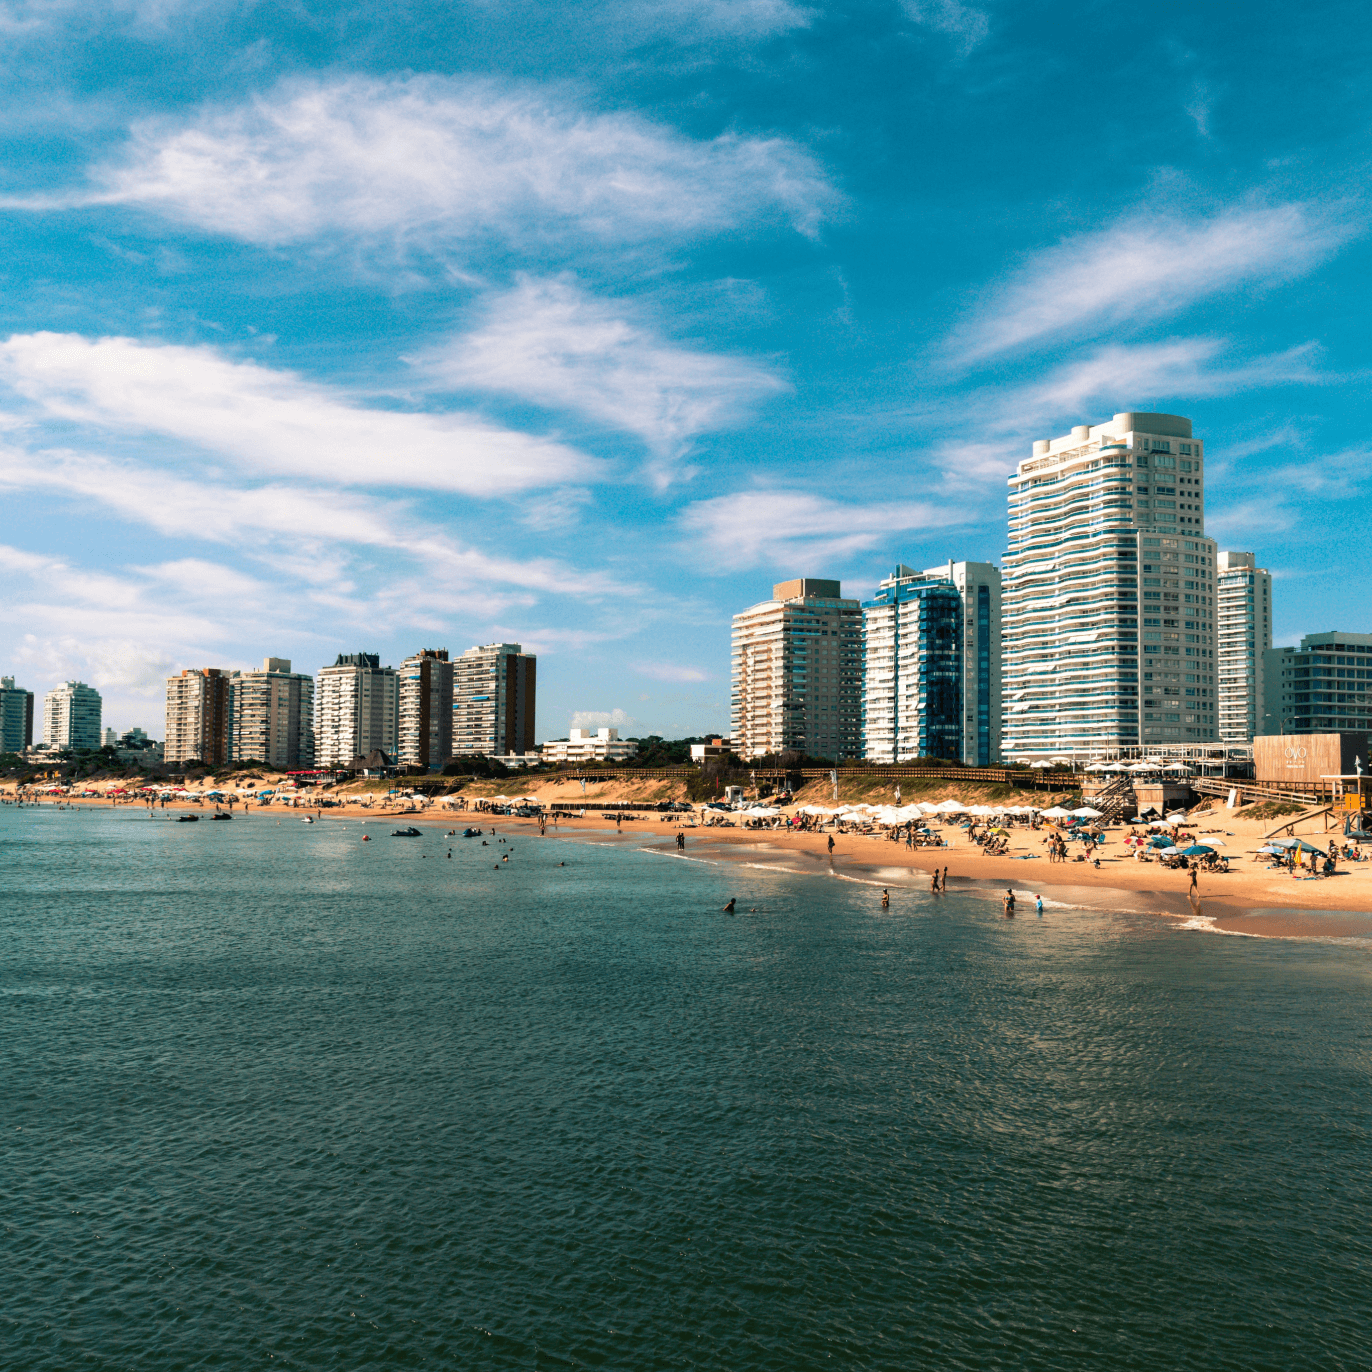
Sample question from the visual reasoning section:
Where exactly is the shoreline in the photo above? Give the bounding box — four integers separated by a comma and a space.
20, 792, 1372, 940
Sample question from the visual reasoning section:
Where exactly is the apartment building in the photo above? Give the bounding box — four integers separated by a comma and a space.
1263, 632, 1372, 735
860, 567, 963, 764
398, 649, 454, 770
1003, 412, 1217, 757
40, 680, 102, 752
230, 658, 315, 769
315, 653, 398, 768
453, 644, 536, 757
730, 578, 863, 761
164, 669, 231, 765
539, 727, 639, 764
919, 560, 1002, 765
1216, 551, 1273, 743
1, 676, 35, 753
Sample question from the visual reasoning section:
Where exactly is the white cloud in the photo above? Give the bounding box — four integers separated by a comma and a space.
954, 202, 1355, 361
424, 276, 786, 474
680, 489, 953, 569
1001, 337, 1325, 428
900, 0, 988, 54
633, 660, 710, 681
570, 707, 637, 729
622, 0, 811, 36
14, 74, 836, 246
0, 332, 596, 496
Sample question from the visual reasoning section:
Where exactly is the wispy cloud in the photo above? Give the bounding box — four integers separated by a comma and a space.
424, 276, 786, 478
680, 489, 953, 569
953, 202, 1356, 362
6, 74, 838, 247
998, 337, 1327, 429
899, 0, 988, 54
0, 332, 597, 496
633, 660, 710, 681
622, 0, 811, 37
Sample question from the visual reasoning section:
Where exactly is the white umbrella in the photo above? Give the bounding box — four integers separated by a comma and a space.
1130, 761, 1159, 772
1030, 760, 1054, 769
800, 805, 836, 815
1149, 817, 1174, 827
1105, 762, 1129, 772
745, 806, 780, 817
1040, 806, 1072, 819
967, 804, 997, 816
916, 802, 942, 815
1164, 763, 1194, 773
1166, 811, 1189, 822
1071, 807, 1103, 818
936, 799, 967, 813
1085, 762, 1108, 772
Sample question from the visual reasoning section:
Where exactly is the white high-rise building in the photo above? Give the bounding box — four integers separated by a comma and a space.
1003, 412, 1218, 757
230, 658, 315, 769
453, 644, 536, 757
43, 680, 103, 752
1216, 552, 1273, 743
314, 654, 398, 768
731, 578, 863, 761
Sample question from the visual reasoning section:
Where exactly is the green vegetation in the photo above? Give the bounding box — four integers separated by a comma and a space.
1240, 800, 1309, 821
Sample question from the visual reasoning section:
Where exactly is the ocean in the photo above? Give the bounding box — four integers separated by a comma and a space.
4, 804, 1371, 1370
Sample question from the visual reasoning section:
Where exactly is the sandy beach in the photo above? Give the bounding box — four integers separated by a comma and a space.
14, 773, 1370, 942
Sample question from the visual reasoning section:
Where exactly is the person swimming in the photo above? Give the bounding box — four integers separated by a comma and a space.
723, 898, 736, 913
1003, 888, 1016, 916
881, 888, 890, 908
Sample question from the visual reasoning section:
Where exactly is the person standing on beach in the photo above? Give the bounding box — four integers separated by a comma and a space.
1189, 867, 1198, 894
942, 866, 948, 891
827, 835, 835, 854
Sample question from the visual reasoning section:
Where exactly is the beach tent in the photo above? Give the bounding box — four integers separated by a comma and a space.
1071, 807, 1103, 818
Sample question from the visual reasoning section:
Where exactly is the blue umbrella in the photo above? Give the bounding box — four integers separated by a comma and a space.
1180, 844, 1215, 857
1148, 835, 1175, 848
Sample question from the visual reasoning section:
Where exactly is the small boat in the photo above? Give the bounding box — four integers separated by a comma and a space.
210, 812, 233, 821
177, 814, 200, 823
300, 817, 315, 824
461, 827, 484, 838
391, 826, 422, 837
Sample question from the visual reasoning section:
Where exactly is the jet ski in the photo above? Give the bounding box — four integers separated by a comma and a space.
391, 826, 422, 837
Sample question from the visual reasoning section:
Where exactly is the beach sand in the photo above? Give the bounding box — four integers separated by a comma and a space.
13, 781, 1370, 938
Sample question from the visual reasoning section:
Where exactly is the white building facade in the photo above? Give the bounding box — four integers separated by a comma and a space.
730, 578, 863, 761
314, 654, 398, 768
43, 680, 103, 752
1263, 632, 1372, 736
453, 643, 536, 757
539, 728, 639, 764
1003, 412, 1218, 758
230, 658, 315, 769
1216, 552, 1273, 743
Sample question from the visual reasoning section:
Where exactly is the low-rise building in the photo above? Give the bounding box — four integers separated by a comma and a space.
1, 676, 35, 753
539, 728, 639, 764
689, 737, 732, 761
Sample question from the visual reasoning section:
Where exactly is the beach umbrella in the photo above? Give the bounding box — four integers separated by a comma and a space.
1071, 806, 1103, 818
1165, 811, 1189, 822
1180, 844, 1215, 856
1148, 835, 1176, 848
1085, 762, 1109, 772
1129, 761, 1158, 772
1164, 762, 1194, 774
1040, 806, 1071, 819
967, 804, 997, 816
936, 799, 967, 813
745, 806, 780, 817
1030, 759, 1054, 769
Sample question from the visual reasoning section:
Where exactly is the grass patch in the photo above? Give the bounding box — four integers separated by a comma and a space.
1238, 800, 1309, 821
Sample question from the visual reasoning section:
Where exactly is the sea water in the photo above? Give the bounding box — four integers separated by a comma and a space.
3, 805, 1371, 1370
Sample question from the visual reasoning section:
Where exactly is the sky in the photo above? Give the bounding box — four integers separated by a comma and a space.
0, 0, 1368, 741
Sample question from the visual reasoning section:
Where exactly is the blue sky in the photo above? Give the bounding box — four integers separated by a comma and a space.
0, 0, 1367, 739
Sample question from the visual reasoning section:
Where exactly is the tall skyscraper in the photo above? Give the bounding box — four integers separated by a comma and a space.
315, 653, 398, 768
398, 648, 454, 769
164, 668, 231, 765
230, 658, 315, 769
453, 644, 536, 756
1216, 552, 1273, 743
921, 560, 1003, 765
43, 680, 103, 752
1, 676, 34, 753
1003, 412, 1218, 757
860, 567, 963, 764
1263, 632, 1372, 735
730, 578, 863, 761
